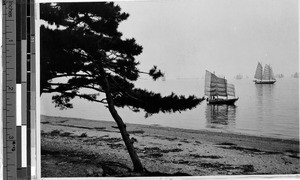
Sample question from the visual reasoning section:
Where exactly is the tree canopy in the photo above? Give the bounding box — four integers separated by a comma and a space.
40, 2, 203, 117
40, 2, 204, 172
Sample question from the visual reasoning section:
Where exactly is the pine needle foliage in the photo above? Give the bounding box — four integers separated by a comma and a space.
41, 2, 204, 172
41, 2, 203, 115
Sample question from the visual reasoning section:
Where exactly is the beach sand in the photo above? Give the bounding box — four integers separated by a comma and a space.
41, 115, 299, 178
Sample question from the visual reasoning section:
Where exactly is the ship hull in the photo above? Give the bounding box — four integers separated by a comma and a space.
254, 80, 276, 84
207, 98, 239, 105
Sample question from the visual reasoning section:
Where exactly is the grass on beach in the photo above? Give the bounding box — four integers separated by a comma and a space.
41, 115, 300, 177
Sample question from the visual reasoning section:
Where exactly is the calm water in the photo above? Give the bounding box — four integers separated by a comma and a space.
41, 78, 299, 140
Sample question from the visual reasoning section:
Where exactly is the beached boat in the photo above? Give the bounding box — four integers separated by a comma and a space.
204, 70, 239, 105
253, 62, 276, 84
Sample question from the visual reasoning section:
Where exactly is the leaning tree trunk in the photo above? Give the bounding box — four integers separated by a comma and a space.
102, 76, 144, 172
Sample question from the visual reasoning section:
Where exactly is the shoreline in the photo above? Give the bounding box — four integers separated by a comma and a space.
41, 115, 299, 143
41, 115, 299, 177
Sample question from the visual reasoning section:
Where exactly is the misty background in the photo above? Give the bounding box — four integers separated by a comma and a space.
39, 0, 299, 140
117, 0, 298, 79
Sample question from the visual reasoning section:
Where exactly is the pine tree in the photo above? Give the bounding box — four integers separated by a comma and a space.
40, 2, 203, 172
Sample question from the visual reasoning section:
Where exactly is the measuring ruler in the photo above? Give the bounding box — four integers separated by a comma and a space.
3, 0, 36, 179
3, 0, 17, 179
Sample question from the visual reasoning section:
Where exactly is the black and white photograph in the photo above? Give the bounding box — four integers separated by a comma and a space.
39, 0, 299, 178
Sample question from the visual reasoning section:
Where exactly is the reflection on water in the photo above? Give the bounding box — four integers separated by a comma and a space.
255, 84, 275, 120
255, 84, 275, 99
205, 104, 236, 129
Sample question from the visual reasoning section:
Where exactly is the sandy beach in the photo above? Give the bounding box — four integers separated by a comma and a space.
41, 115, 299, 178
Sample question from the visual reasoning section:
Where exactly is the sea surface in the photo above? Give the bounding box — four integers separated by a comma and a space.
41, 78, 299, 140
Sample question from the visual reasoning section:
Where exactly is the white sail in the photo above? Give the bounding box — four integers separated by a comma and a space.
254, 62, 263, 80
204, 70, 212, 96
269, 66, 276, 80
227, 83, 235, 97
262, 64, 276, 81
205, 70, 227, 97
262, 64, 269, 80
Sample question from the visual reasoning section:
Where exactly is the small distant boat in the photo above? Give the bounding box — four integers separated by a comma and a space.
275, 74, 284, 78
235, 74, 243, 80
253, 62, 276, 84
292, 72, 299, 78
204, 70, 239, 105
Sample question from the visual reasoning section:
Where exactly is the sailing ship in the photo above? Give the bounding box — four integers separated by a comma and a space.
292, 72, 299, 78
204, 70, 239, 105
234, 74, 243, 80
253, 62, 276, 84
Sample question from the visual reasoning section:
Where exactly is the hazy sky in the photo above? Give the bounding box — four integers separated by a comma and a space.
117, 0, 298, 79
1, 0, 298, 80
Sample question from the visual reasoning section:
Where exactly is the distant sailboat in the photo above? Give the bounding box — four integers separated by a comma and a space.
253, 62, 276, 84
204, 70, 238, 105
275, 74, 284, 78
292, 72, 299, 78
235, 74, 243, 80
